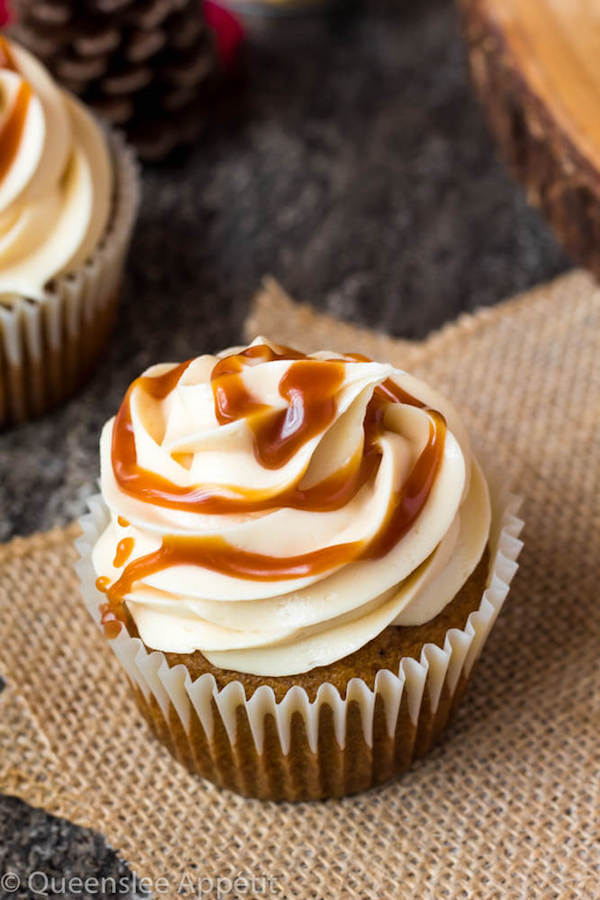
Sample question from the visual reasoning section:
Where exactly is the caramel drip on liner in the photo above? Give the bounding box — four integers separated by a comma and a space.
100, 343, 446, 636
0, 79, 32, 184
96, 576, 123, 638
0, 36, 18, 72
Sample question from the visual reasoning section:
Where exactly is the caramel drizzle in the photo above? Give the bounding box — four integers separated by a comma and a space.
96, 576, 123, 638
99, 343, 446, 636
212, 345, 346, 470
0, 36, 18, 72
0, 39, 31, 185
113, 537, 135, 568
0, 79, 31, 184
111, 347, 425, 516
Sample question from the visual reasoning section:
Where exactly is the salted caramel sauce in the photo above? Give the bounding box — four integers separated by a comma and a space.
105, 407, 444, 588
346, 352, 427, 408
113, 347, 352, 514
101, 343, 447, 632
113, 536, 134, 569
106, 535, 362, 595
377, 377, 426, 409
96, 575, 124, 637
363, 410, 445, 559
0, 36, 18, 72
111, 359, 193, 506
111, 346, 426, 516
212, 345, 346, 470
0, 79, 31, 184
98, 601, 123, 639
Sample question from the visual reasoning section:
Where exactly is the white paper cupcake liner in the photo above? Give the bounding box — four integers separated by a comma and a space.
0, 129, 140, 426
75, 477, 523, 801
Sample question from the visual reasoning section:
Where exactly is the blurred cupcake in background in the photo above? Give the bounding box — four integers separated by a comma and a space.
0, 35, 139, 426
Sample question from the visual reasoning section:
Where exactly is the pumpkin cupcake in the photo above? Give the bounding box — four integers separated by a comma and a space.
0, 36, 139, 425
77, 337, 522, 800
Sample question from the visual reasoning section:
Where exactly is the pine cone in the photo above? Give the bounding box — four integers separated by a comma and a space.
11, 0, 218, 160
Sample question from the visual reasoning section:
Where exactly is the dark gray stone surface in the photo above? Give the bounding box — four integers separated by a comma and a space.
0, 797, 147, 899
0, 0, 569, 891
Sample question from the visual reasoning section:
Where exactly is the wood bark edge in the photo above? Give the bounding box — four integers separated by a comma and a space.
458, 0, 600, 278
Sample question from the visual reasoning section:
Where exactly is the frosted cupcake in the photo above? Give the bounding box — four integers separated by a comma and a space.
77, 338, 523, 800
0, 36, 139, 425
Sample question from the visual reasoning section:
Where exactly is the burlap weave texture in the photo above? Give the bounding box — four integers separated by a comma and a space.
1, 269, 599, 898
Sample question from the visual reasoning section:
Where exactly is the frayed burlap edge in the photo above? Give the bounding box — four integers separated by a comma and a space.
1, 268, 599, 899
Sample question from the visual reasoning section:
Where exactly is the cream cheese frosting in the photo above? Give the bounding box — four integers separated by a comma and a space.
0, 37, 112, 300
93, 337, 491, 676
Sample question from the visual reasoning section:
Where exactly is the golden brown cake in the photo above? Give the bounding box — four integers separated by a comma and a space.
134, 549, 489, 702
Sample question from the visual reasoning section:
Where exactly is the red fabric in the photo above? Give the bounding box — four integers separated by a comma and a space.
0, 0, 11, 26
203, 1, 244, 69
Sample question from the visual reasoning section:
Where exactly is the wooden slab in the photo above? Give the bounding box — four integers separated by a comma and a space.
460, 0, 600, 278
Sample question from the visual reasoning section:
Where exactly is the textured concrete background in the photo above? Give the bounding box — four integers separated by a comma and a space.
0, 0, 569, 893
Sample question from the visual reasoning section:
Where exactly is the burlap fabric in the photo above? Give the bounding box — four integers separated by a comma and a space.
1, 269, 599, 897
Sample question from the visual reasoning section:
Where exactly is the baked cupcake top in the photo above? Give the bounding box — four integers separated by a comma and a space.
93, 338, 491, 676
0, 36, 112, 299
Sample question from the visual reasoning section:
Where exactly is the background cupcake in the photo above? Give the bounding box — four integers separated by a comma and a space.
77, 338, 523, 801
0, 35, 139, 426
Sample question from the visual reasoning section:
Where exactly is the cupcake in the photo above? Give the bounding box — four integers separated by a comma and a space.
77, 337, 523, 800
0, 35, 139, 425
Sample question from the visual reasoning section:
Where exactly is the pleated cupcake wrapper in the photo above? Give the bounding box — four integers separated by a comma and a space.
0, 129, 140, 426
75, 478, 523, 800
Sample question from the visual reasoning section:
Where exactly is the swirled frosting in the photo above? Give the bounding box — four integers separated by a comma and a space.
93, 338, 491, 676
0, 37, 112, 300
